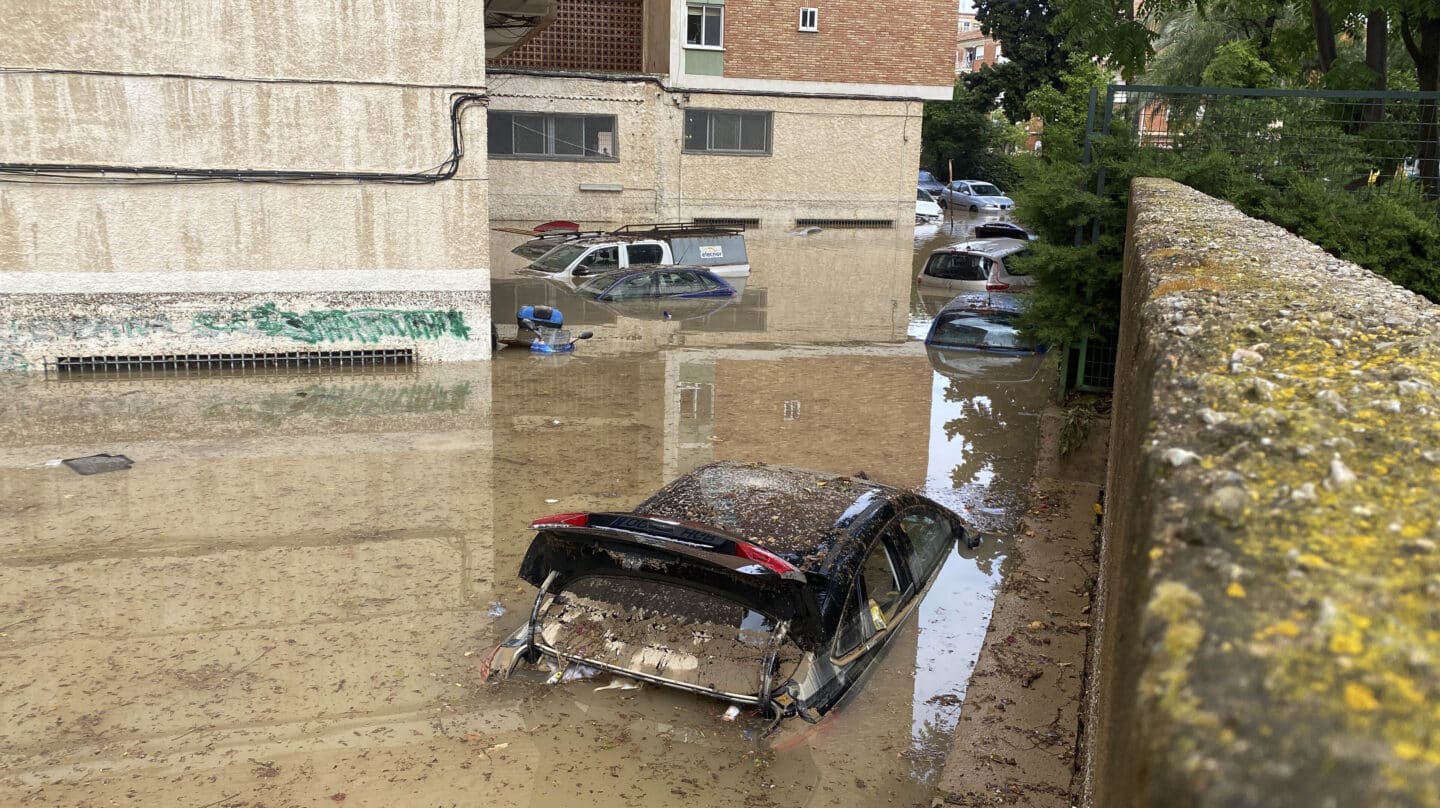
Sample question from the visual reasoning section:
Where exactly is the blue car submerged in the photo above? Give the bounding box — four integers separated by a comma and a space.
574, 266, 736, 301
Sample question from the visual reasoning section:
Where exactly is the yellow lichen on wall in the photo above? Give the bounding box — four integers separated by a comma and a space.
1125, 178, 1440, 804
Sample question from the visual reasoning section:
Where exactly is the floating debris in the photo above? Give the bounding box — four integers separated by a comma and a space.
61, 454, 134, 476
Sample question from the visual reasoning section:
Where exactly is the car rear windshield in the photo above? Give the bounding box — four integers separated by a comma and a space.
531, 244, 587, 272
538, 575, 801, 695
970, 182, 1002, 196
930, 310, 1032, 351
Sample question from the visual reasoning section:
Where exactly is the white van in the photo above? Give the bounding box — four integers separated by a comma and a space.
916, 237, 1034, 293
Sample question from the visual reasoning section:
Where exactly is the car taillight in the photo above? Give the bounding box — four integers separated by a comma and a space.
530, 512, 590, 529
734, 542, 799, 574
985, 281, 1010, 291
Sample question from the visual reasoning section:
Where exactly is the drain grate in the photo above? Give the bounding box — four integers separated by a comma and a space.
794, 218, 894, 229
49, 349, 415, 376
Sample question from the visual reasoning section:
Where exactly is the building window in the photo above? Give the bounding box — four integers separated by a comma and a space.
683, 109, 771, 155
961, 20, 972, 31
686, 4, 723, 48
488, 111, 618, 160
798, 7, 818, 32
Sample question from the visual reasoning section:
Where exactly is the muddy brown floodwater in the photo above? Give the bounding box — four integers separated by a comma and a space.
0, 215, 1052, 808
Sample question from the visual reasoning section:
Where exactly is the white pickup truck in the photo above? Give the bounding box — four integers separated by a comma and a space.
512, 223, 751, 283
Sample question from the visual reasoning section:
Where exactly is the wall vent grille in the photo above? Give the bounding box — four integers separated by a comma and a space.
794, 218, 894, 229
693, 216, 761, 228
48, 349, 415, 377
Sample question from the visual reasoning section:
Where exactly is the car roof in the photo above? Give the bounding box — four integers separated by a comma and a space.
937, 291, 1028, 316
940, 237, 1029, 257
633, 461, 904, 562
621, 263, 716, 273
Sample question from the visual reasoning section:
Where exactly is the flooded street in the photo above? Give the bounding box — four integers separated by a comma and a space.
0, 217, 1053, 807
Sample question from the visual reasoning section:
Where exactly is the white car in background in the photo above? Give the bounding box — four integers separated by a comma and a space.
915, 188, 943, 223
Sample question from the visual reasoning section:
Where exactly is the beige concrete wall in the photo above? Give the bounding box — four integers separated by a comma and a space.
678, 92, 921, 224
4, 0, 487, 85
0, 0, 492, 367
488, 76, 671, 223
487, 73, 922, 226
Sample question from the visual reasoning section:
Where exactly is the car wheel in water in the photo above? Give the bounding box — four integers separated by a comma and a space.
969, 205, 979, 213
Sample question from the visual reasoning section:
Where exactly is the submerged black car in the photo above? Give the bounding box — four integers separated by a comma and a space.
483, 462, 973, 724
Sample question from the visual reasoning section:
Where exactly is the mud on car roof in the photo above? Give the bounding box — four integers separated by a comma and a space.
634, 461, 893, 560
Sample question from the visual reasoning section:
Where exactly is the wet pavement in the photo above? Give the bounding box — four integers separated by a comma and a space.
0, 216, 1052, 807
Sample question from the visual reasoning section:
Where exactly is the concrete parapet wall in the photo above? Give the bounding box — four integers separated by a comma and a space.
1086, 179, 1440, 807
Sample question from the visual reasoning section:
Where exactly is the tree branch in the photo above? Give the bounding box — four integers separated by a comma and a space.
1400, 12, 1422, 66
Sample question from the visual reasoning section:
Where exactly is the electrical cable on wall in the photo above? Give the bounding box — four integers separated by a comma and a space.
0, 91, 486, 185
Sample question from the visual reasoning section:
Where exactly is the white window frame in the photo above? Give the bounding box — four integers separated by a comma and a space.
685, 4, 725, 50
798, 7, 818, 32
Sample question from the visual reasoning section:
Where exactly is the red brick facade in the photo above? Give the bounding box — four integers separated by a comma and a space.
955, 13, 1000, 74
720, 0, 957, 88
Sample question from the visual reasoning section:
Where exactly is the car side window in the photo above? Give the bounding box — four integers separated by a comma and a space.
900, 509, 954, 579
693, 272, 723, 290
626, 243, 665, 264
1005, 250, 1032, 276
605, 274, 654, 299
657, 271, 707, 295
859, 540, 902, 624
581, 246, 619, 271
833, 587, 867, 657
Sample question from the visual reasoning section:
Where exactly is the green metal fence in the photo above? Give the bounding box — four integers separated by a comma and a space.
1060, 84, 1440, 394
1085, 84, 1440, 219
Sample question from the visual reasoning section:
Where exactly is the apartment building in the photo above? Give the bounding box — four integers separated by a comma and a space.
487, 0, 957, 226
955, 0, 1002, 74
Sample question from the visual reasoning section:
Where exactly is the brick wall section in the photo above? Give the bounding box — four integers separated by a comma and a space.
493, 0, 644, 73
722, 0, 956, 87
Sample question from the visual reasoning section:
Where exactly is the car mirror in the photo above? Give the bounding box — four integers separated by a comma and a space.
573, 266, 591, 277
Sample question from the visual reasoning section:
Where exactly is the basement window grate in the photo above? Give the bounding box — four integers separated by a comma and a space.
693, 216, 760, 228
48, 349, 415, 377
1079, 336, 1118, 390
794, 218, 894, 229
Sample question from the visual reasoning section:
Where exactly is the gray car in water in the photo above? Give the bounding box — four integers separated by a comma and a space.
482, 462, 973, 727
938, 179, 1014, 213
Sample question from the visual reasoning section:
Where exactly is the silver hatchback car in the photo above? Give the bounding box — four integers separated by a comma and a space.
916, 237, 1034, 293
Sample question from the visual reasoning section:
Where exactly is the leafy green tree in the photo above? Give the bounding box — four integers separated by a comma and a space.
964, 0, 1068, 122
921, 84, 1021, 188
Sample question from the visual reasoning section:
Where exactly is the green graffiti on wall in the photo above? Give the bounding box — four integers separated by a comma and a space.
193, 303, 471, 345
